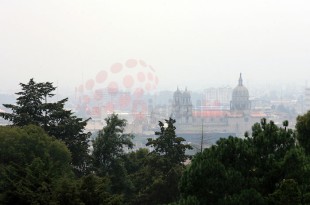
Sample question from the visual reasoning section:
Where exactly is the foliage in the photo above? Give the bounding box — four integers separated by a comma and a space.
6, 80, 310, 205
44, 98, 91, 176
0, 125, 72, 204
92, 113, 134, 196
130, 118, 193, 205
169, 196, 200, 205
179, 118, 310, 205
1, 79, 54, 126
146, 118, 192, 166
296, 110, 310, 154
269, 179, 301, 205
0, 78, 91, 175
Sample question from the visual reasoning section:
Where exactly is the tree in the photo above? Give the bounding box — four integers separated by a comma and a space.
250, 119, 296, 195
0, 79, 91, 175
146, 118, 192, 166
269, 179, 301, 205
0, 125, 72, 204
78, 174, 124, 205
296, 111, 310, 154
1, 79, 54, 126
130, 118, 192, 205
178, 118, 301, 205
92, 113, 134, 194
44, 98, 91, 175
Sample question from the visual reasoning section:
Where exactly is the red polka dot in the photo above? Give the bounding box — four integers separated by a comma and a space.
119, 93, 131, 108
83, 95, 91, 104
139, 60, 147, 67
137, 72, 145, 82
105, 102, 114, 112
111, 63, 123, 73
145, 83, 152, 91
94, 89, 104, 101
108, 82, 119, 95
85, 79, 95, 90
147, 72, 154, 81
92, 107, 101, 116
134, 88, 144, 98
123, 75, 134, 88
126, 59, 137, 68
96, 70, 108, 84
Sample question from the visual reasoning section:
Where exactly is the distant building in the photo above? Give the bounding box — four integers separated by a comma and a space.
305, 88, 310, 112
172, 74, 267, 138
171, 87, 193, 123
204, 86, 232, 107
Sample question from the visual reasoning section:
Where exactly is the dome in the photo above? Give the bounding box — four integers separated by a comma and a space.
230, 74, 251, 111
232, 85, 249, 101
232, 74, 249, 100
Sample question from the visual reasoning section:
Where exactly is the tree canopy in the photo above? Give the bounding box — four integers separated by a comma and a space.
178, 118, 310, 205
0, 125, 72, 204
146, 118, 192, 166
0, 78, 91, 175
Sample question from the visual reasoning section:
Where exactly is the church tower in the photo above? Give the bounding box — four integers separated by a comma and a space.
172, 87, 192, 123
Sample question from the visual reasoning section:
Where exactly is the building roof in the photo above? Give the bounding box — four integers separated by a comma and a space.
232, 73, 249, 99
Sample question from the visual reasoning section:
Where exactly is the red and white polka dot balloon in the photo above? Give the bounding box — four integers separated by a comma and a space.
76, 59, 159, 120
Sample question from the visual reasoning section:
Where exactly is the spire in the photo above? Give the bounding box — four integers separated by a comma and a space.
238, 73, 243, 86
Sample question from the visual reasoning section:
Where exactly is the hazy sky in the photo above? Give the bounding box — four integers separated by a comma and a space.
1, 0, 310, 93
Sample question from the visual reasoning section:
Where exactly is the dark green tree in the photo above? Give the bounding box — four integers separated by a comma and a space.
178, 118, 301, 205
0, 79, 91, 175
1, 79, 53, 126
44, 98, 91, 175
146, 118, 192, 166
269, 179, 301, 205
296, 111, 310, 154
0, 125, 72, 204
92, 113, 134, 195
250, 119, 296, 195
79, 174, 124, 205
131, 118, 192, 205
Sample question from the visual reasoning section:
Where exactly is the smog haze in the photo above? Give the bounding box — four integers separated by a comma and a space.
1, 0, 310, 93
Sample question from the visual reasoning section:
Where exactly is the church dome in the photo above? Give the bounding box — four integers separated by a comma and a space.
230, 74, 251, 111
232, 74, 249, 101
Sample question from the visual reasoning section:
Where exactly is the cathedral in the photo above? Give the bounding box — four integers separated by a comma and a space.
171, 74, 265, 137
171, 87, 193, 123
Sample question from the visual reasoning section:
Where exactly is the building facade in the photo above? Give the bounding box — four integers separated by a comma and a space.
171, 87, 193, 124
